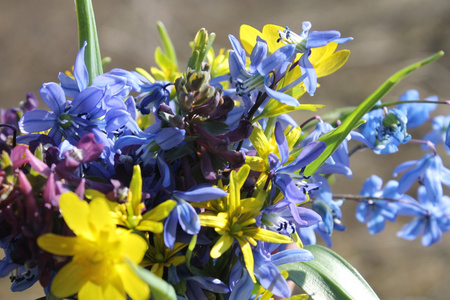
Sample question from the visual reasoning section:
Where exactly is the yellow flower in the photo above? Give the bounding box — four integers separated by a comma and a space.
199, 165, 292, 282
141, 234, 187, 278
37, 192, 149, 300
93, 165, 176, 232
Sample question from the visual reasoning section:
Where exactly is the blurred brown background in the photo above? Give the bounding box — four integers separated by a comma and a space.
1, 0, 450, 299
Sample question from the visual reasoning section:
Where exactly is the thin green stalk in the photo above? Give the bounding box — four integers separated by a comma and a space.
74, 0, 103, 83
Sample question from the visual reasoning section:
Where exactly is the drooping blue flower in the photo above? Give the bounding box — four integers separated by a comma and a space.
277, 21, 352, 95
356, 175, 406, 234
358, 105, 411, 154
228, 35, 298, 107
396, 185, 450, 246
422, 115, 450, 154
397, 89, 438, 129
394, 152, 450, 204
136, 81, 172, 114
164, 184, 228, 249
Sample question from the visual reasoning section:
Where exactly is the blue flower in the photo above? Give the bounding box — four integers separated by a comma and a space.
277, 21, 352, 95
136, 81, 172, 114
397, 89, 437, 129
228, 35, 298, 107
164, 184, 228, 249
18, 82, 105, 145
356, 175, 404, 234
394, 152, 450, 204
269, 122, 326, 223
358, 105, 411, 154
397, 186, 450, 246
422, 115, 450, 154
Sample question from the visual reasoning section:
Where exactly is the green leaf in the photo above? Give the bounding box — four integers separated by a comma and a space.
279, 245, 379, 300
303, 51, 444, 176
127, 260, 177, 300
74, 0, 103, 83
156, 21, 178, 69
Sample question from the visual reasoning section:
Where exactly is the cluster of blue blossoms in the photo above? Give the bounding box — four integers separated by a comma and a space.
0, 19, 448, 299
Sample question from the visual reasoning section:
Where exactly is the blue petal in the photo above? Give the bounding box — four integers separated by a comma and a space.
18, 110, 56, 133
74, 41, 89, 92
229, 269, 253, 300
248, 37, 268, 74
186, 276, 230, 294
70, 86, 104, 114
58, 72, 80, 98
422, 218, 442, 246
278, 141, 326, 174
39, 82, 66, 115
264, 83, 299, 107
164, 211, 178, 249
306, 30, 341, 48
176, 200, 200, 235
397, 217, 425, 241
173, 184, 227, 202
228, 35, 247, 65
360, 175, 383, 196
299, 53, 317, 96
274, 122, 289, 165
257, 45, 295, 77
271, 249, 314, 265
255, 261, 290, 298
155, 127, 185, 150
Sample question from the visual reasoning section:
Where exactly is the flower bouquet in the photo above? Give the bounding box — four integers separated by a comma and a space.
1, 1, 449, 299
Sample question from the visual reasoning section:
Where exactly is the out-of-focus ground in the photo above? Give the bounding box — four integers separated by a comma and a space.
1, 0, 450, 299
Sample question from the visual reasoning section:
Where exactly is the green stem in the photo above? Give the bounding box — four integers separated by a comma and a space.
74, 0, 103, 84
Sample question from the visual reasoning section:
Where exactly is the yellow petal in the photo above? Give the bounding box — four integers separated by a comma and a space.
309, 42, 338, 63
50, 262, 87, 298
129, 165, 143, 215
315, 49, 351, 78
198, 214, 228, 229
210, 234, 234, 259
88, 198, 116, 234
120, 232, 148, 264
78, 281, 106, 300
142, 199, 176, 221
169, 256, 186, 266
244, 227, 293, 243
236, 164, 251, 190
245, 156, 267, 172
261, 24, 285, 53
59, 192, 91, 238
136, 220, 164, 233
239, 24, 262, 54
236, 236, 256, 282
37, 234, 78, 256
249, 126, 272, 159
117, 263, 150, 300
